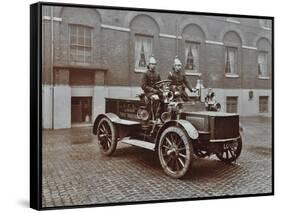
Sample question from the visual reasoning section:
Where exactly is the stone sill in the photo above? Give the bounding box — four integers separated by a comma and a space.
225, 74, 240, 78
185, 72, 202, 76
261, 26, 271, 31
258, 76, 270, 80
259, 113, 272, 118
226, 18, 240, 24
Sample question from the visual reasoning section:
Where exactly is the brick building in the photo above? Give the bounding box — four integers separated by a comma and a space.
42, 5, 272, 129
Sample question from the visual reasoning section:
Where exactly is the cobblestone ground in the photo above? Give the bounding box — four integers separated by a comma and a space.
42, 116, 272, 208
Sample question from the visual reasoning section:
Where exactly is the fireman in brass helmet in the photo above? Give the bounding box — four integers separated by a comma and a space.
168, 56, 196, 101
141, 55, 161, 120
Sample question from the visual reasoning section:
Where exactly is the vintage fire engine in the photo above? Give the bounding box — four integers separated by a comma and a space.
93, 80, 242, 179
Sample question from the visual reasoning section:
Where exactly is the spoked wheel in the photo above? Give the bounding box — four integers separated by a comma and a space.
216, 135, 242, 163
158, 127, 193, 179
97, 117, 117, 156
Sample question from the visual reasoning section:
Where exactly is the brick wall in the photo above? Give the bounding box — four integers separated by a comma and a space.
42, 6, 272, 89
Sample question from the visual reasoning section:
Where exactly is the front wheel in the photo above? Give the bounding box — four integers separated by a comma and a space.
216, 135, 242, 163
158, 126, 193, 179
97, 117, 117, 156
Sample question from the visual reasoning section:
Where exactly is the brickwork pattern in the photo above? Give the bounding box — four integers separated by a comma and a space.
42, 6, 272, 89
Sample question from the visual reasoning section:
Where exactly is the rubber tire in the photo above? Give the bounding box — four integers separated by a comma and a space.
158, 126, 193, 179
97, 117, 117, 156
216, 135, 242, 163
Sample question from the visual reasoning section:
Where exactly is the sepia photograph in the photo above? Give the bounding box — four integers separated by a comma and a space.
33, 2, 273, 209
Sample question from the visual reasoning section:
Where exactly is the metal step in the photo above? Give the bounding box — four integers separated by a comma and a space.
119, 137, 155, 151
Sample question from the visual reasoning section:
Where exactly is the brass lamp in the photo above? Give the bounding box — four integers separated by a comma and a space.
195, 79, 205, 101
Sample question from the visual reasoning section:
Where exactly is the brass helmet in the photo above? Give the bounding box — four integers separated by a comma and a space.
148, 55, 157, 64
173, 56, 182, 66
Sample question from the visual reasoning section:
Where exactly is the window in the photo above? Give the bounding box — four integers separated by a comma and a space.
257, 38, 271, 79
259, 96, 269, 113
135, 35, 153, 71
185, 42, 200, 72
226, 96, 238, 113
260, 19, 271, 29
69, 25, 92, 64
225, 47, 238, 74
258, 51, 268, 77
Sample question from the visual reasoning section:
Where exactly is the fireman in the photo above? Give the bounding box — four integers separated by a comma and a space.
141, 55, 161, 120
168, 56, 196, 101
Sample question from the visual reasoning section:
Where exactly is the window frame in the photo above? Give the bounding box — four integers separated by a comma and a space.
134, 34, 154, 73
69, 24, 93, 65
258, 50, 269, 78
224, 46, 239, 77
259, 96, 269, 113
184, 40, 201, 74
226, 96, 238, 113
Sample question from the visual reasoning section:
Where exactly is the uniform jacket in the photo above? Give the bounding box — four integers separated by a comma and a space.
168, 71, 193, 91
141, 69, 161, 94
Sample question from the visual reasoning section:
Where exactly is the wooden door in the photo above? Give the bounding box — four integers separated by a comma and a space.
71, 97, 92, 123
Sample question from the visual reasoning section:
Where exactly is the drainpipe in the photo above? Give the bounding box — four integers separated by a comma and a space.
50, 6, 54, 129
176, 19, 179, 56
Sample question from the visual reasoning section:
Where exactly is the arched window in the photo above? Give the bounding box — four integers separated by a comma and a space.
130, 14, 160, 72
182, 24, 205, 73
257, 38, 271, 78
223, 31, 242, 76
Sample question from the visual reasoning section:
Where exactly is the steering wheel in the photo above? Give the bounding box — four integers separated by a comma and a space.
153, 80, 172, 91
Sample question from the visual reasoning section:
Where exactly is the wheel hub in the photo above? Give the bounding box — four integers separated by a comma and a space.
167, 145, 179, 157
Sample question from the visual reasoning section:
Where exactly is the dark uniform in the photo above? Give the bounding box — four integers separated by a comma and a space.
168, 71, 193, 101
141, 69, 161, 120
168, 71, 193, 90
141, 70, 161, 97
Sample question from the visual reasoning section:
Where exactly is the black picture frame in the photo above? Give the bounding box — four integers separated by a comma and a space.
30, 1, 274, 210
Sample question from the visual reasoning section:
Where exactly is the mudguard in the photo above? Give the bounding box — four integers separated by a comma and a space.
156, 119, 199, 144
93, 113, 140, 135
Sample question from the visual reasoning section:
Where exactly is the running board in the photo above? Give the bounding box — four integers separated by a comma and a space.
119, 138, 155, 151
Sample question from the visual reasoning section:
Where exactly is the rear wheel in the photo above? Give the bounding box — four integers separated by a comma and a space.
158, 126, 193, 179
216, 135, 242, 163
97, 117, 117, 156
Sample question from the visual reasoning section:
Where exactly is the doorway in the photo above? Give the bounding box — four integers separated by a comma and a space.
71, 97, 92, 123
